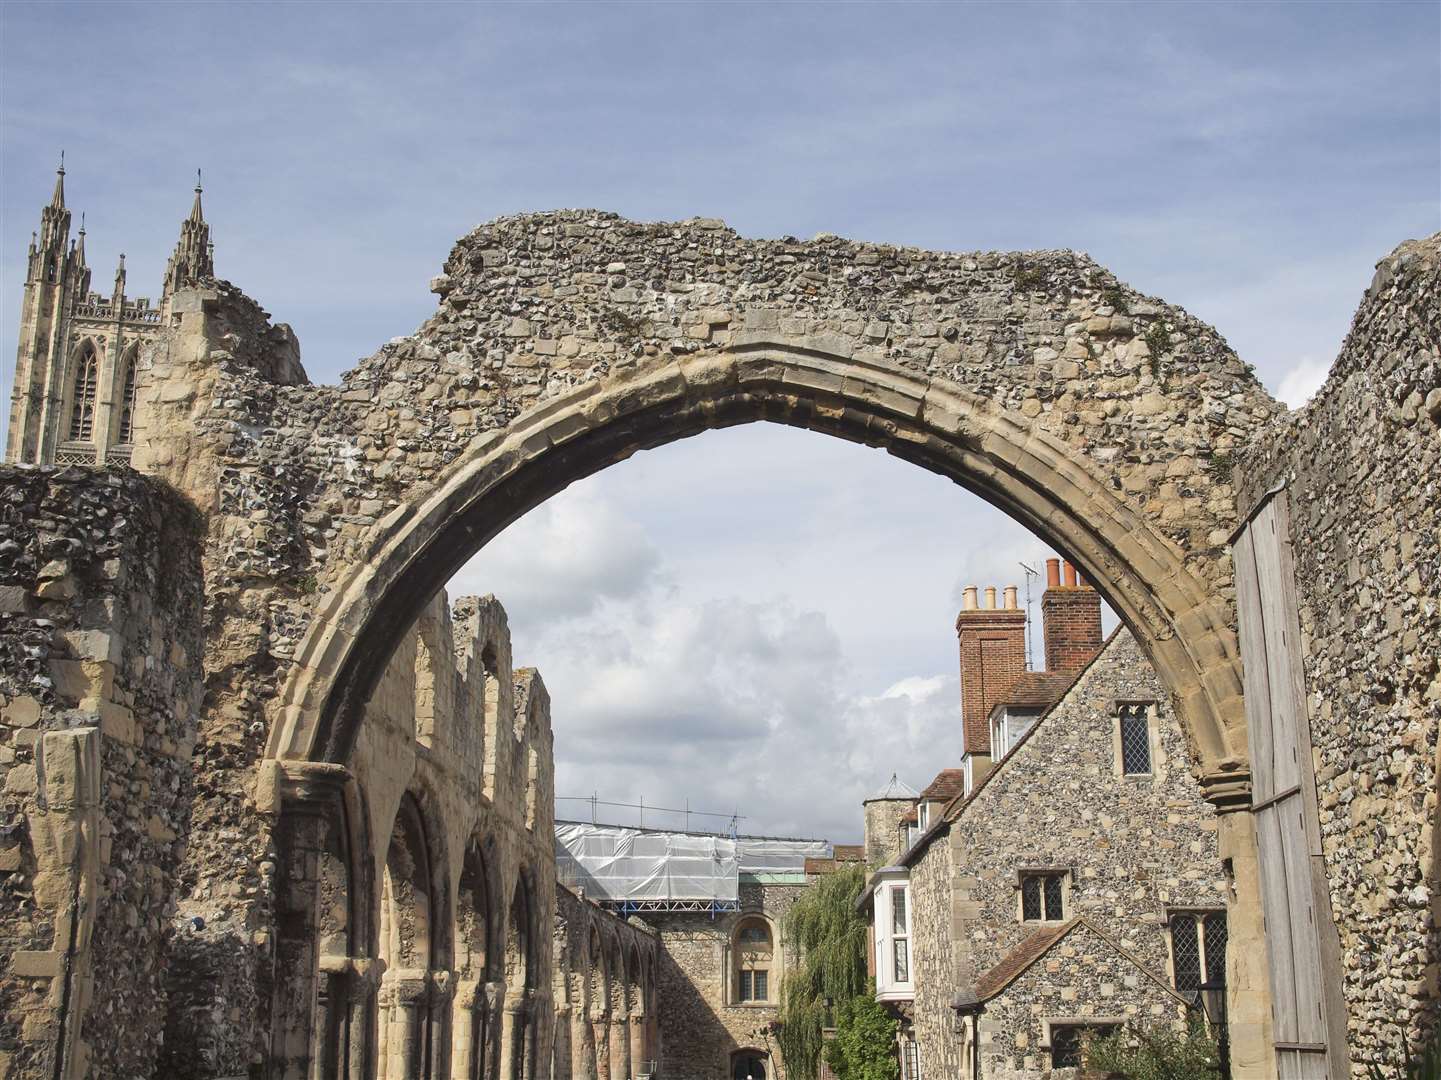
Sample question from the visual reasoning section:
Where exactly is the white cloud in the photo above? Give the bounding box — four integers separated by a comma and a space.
447, 487, 663, 631
1274, 355, 1333, 409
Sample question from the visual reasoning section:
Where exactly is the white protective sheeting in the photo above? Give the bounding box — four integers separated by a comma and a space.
555, 822, 830, 902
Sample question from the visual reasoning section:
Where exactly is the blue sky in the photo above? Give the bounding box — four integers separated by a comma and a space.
3, 1, 1437, 838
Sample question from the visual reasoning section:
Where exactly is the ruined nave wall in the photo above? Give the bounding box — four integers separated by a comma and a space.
0, 466, 205, 1079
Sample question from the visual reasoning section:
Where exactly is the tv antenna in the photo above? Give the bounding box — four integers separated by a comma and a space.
1019, 561, 1039, 669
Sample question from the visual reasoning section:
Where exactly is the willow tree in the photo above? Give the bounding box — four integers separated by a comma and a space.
776, 863, 871, 1080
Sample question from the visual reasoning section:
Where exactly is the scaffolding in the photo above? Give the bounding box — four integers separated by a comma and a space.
555, 818, 831, 916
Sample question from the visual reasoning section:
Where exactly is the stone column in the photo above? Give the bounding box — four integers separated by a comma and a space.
628, 1015, 646, 1076
452, 980, 481, 1080
266, 762, 350, 1080
348, 959, 384, 1080
1213, 804, 1278, 1080
428, 970, 453, 1080
592, 1016, 611, 1080
609, 1015, 629, 1080
498, 993, 526, 1080
551, 1003, 572, 1080
571, 1007, 594, 1079
380, 970, 431, 1079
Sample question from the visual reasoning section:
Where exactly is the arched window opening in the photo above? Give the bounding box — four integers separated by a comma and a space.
454, 842, 492, 1080
732, 917, 774, 1004
68, 342, 98, 442
116, 351, 138, 444
379, 794, 440, 1080
503, 875, 534, 1080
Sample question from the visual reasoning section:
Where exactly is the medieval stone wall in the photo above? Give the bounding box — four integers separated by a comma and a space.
1235, 233, 1441, 1066
908, 629, 1226, 1072
650, 882, 803, 1080
0, 466, 205, 1078
98, 211, 1279, 1074
552, 885, 660, 1080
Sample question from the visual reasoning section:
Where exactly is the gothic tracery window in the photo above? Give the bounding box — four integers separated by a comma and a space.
733, 917, 773, 1002
117, 352, 138, 444
68, 342, 98, 442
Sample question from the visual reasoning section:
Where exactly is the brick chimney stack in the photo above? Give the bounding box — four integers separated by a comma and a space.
1041, 557, 1103, 675
955, 582, 1028, 756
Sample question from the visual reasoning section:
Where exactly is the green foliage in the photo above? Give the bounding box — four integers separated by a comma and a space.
1144, 322, 1172, 359
1013, 262, 1047, 290
823, 994, 900, 1080
1205, 451, 1234, 486
775, 864, 870, 1080
1087, 1018, 1221, 1080
1100, 285, 1131, 314
1366, 1023, 1441, 1080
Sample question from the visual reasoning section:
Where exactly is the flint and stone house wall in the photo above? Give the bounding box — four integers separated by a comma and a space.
907, 629, 1226, 1074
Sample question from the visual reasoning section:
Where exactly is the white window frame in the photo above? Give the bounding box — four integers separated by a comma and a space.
917, 801, 929, 831
872, 871, 913, 1000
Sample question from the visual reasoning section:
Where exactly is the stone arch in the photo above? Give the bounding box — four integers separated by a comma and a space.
271, 345, 1249, 799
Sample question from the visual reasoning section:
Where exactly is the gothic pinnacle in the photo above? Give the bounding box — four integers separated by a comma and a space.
51, 150, 65, 208
189, 168, 204, 223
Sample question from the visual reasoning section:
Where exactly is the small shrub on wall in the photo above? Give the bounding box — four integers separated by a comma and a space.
823, 994, 899, 1080
1086, 1019, 1219, 1080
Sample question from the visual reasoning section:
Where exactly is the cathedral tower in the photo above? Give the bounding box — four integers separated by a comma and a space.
6, 164, 213, 465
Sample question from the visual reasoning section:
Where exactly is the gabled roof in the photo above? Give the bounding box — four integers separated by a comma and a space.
965, 916, 1192, 1007
919, 768, 966, 801
942, 625, 1127, 822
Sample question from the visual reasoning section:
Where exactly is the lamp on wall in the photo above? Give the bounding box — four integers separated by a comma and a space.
1190, 978, 1230, 1080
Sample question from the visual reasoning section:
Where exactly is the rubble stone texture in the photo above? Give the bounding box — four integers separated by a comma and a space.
0, 199, 1436, 1077
0, 466, 205, 1078
1235, 234, 1441, 1068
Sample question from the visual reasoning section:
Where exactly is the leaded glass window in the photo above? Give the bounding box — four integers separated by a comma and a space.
117, 356, 138, 444
1170, 910, 1227, 993
1021, 872, 1065, 921
1119, 703, 1152, 774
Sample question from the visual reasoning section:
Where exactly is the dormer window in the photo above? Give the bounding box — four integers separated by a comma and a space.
917, 802, 929, 831
990, 706, 1042, 759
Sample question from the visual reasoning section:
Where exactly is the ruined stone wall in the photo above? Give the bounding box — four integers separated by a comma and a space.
1235, 233, 1441, 1067
96, 212, 1276, 1072
650, 882, 803, 1080
553, 885, 660, 1080
908, 629, 1225, 1071
0, 466, 204, 1078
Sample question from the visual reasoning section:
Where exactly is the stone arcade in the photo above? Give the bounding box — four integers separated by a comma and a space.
0, 168, 1437, 1077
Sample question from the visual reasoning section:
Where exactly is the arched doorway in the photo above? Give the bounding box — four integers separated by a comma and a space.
731, 1048, 769, 1080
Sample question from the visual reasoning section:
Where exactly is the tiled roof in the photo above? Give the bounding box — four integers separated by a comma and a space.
920, 768, 966, 801
969, 916, 1194, 1005
991, 671, 1075, 711
804, 857, 836, 874
975, 920, 1079, 999
833, 844, 864, 862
